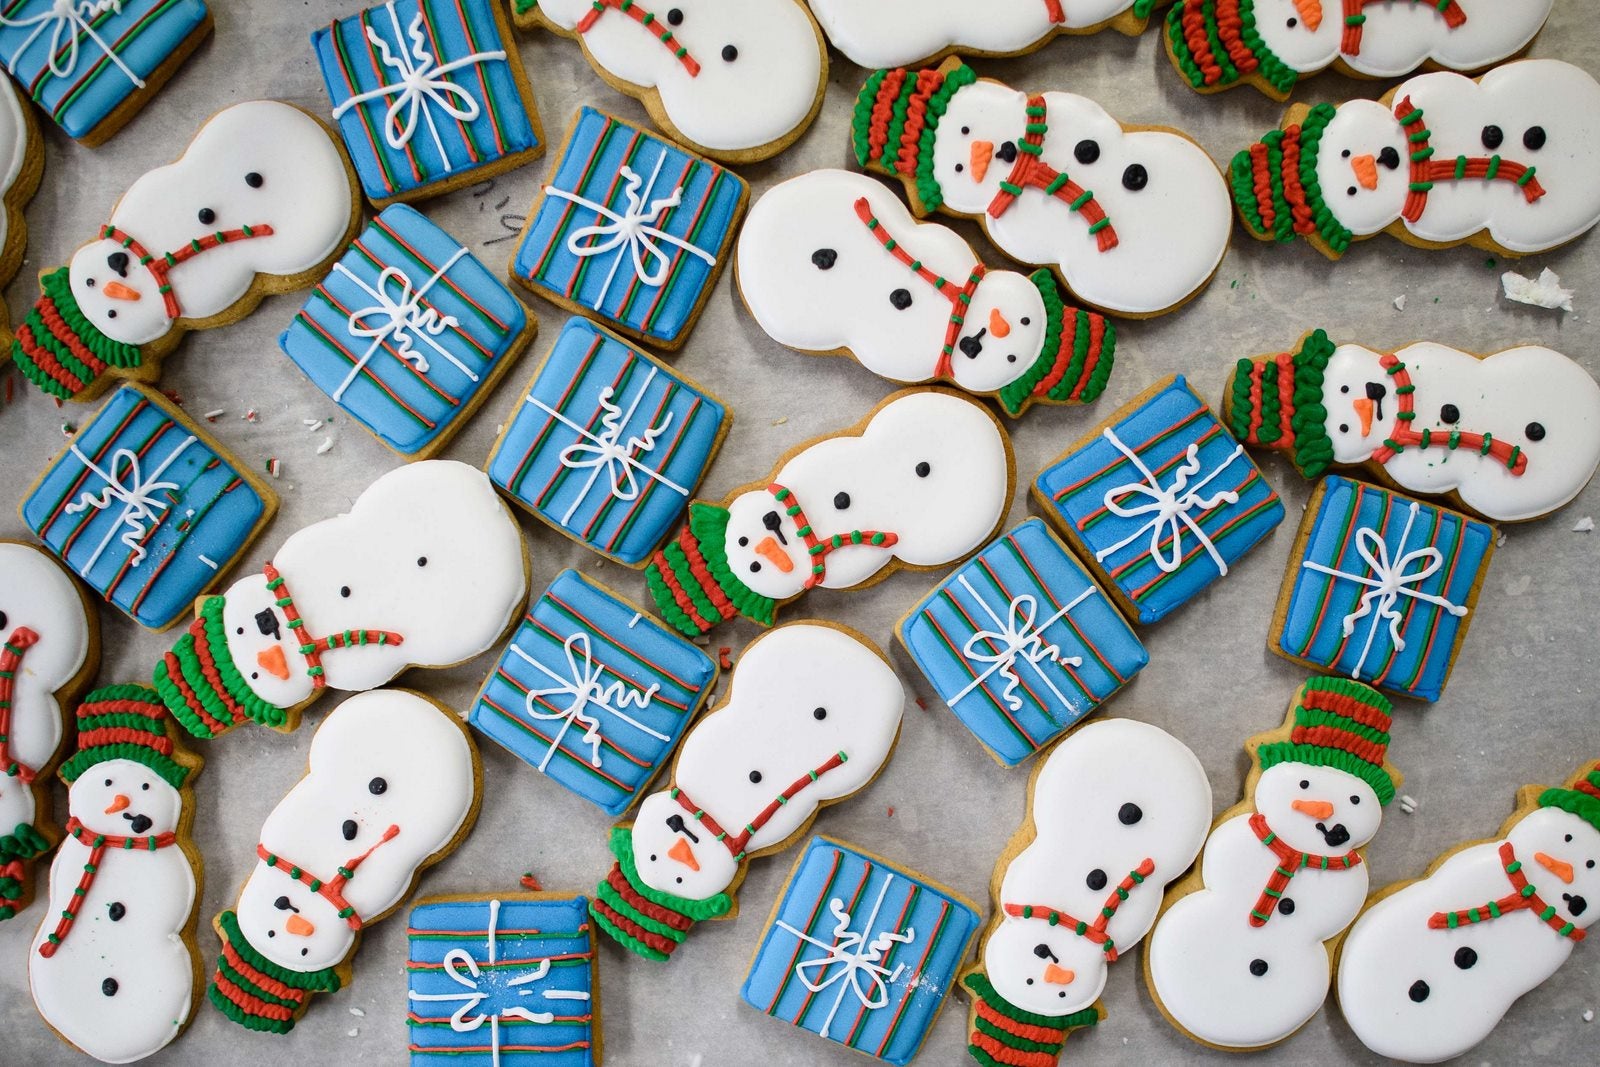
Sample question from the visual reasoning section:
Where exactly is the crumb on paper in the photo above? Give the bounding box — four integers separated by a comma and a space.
265, 458, 282, 479
1501, 267, 1574, 312
162, 389, 183, 406
886, 806, 895, 818
915, 697, 927, 711
347, 1029, 359, 1038
349, 1007, 365, 1017
1584, 1010, 1594, 1023
60, 421, 75, 438
303, 418, 323, 432
520, 872, 543, 891
1573, 516, 1595, 533
203, 408, 225, 422
242, 408, 259, 423
1392, 294, 1406, 311
1496, 532, 1508, 548
718, 646, 732, 670
1399, 794, 1419, 814
316, 435, 334, 455
772, 416, 787, 426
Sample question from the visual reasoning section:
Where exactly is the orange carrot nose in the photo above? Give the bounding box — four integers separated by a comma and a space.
754, 535, 794, 574
102, 280, 141, 302
104, 794, 130, 814
256, 644, 291, 680
1042, 963, 1075, 985
969, 140, 994, 183
988, 307, 1011, 338
1352, 397, 1375, 436
1535, 852, 1575, 884
1350, 154, 1379, 190
1292, 0, 1323, 30
1291, 799, 1335, 820
285, 914, 316, 937
667, 837, 701, 872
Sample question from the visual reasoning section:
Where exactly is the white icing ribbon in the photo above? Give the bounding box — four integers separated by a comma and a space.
408, 899, 590, 1067
63, 434, 195, 574
1, 0, 146, 89
1301, 501, 1468, 679
525, 363, 690, 527
329, 245, 474, 402
330, 0, 506, 168
543, 151, 717, 312
514, 632, 665, 773
1094, 428, 1244, 577
774, 874, 916, 1040
949, 575, 1092, 718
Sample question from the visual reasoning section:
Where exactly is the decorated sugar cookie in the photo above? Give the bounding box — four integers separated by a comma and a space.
809, 0, 1164, 68
1337, 761, 1600, 1064
511, 0, 826, 162
1226, 331, 1600, 522
10, 100, 359, 401
853, 58, 1231, 317
963, 719, 1211, 1065
0, 77, 40, 331
1232, 59, 1600, 259
590, 623, 904, 961
0, 543, 96, 924
154, 460, 527, 740
1145, 677, 1402, 1051
645, 388, 1012, 636
737, 169, 1116, 417
30, 685, 203, 1064
210, 688, 481, 1033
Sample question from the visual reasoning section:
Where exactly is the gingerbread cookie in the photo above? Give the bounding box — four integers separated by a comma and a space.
0, 76, 40, 333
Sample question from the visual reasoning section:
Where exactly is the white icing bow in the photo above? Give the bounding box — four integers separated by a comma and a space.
63, 435, 195, 574
1094, 429, 1243, 577
516, 632, 666, 773
774, 875, 916, 1039
329, 246, 475, 403
1, 1, 145, 88
950, 575, 1090, 718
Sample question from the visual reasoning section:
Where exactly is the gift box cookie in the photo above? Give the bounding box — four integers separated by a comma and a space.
897, 518, 1147, 766
312, 0, 543, 204
19, 383, 274, 630
511, 107, 746, 350
741, 836, 981, 1066
1272, 476, 1493, 703
1033, 375, 1284, 624
486, 317, 729, 566
280, 204, 535, 459
469, 569, 717, 816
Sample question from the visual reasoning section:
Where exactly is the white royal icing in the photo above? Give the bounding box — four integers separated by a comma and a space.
628, 623, 903, 901
810, 0, 1144, 68
0, 77, 28, 262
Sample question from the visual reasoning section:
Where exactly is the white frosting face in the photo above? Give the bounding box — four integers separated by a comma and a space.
736, 169, 1048, 395
533, 0, 822, 154
65, 758, 183, 839
237, 689, 478, 973
807, 0, 1138, 68
1251, 0, 1341, 72
1313, 100, 1410, 237
985, 720, 1211, 1016
718, 390, 1009, 600
629, 624, 903, 900
69, 100, 355, 345
221, 460, 526, 708
1255, 762, 1382, 855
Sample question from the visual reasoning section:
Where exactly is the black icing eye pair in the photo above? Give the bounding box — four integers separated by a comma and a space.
1481, 125, 1546, 152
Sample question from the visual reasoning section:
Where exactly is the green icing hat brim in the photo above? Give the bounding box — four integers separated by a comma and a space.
687, 502, 776, 627
851, 62, 978, 214
153, 594, 288, 739
10, 266, 142, 400
1165, 0, 1297, 94
1538, 771, 1600, 835
1258, 741, 1396, 806
997, 270, 1116, 416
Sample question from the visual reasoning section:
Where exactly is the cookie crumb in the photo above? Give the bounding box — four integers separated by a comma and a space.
1399, 794, 1419, 815
1392, 294, 1406, 311
887, 806, 895, 818
203, 408, 225, 422
772, 416, 787, 426
520, 872, 543, 891
316, 435, 334, 455
349, 1008, 365, 1017
1573, 517, 1595, 533
1501, 267, 1574, 312
265, 458, 282, 479
347, 1028, 359, 1038
1584, 1010, 1594, 1023
303, 418, 324, 432
718, 646, 732, 670
242, 408, 259, 423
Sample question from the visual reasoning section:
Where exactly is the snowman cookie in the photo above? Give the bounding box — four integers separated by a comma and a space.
10, 99, 360, 401
1337, 761, 1600, 1064
154, 460, 528, 740
0, 542, 97, 925
1166, 0, 1553, 99
511, 0, 827, 162
1145, 677, 1402, 1051
962, 719, 1212, 1066
210, 688, 481, 1033
30, 685, 204, 1064
590, 622, 904, 961
1225, 330, 1600, 523
645, 388, 1013, 636
853, 58, 1231, 317
737, 169, 1117, 417
1232, 58, 1600, 260
0, 78, 41, 332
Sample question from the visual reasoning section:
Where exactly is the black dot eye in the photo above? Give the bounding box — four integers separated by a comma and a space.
1566, 834, 1573, 842
1300, 780, 1310, 790
1019, 317, 1030, 326
1350, 795, 1360, 805
105, 778, 113, 787
369, 777, 387, 795
417, 557, 427, 567
1339, 423, 1350, 434
1440, 403, 1460, 423
813, 706, 827, 720
236, 626, 244, 635
890, 288, 912, 310
1454, 946, 1478, 969
749, 562, 761, 573
1341, 384, 1350, 393
1006, 354, 1016, 363
141, 782, 149, 791
667, 7, 682, 23
107, 309, 117, 318
721, 44, 737, 62
1074, 139, 1099, 165
1286, 16, 1297, 27
833, 492, 850, 510
274, 896, 292, 911
246, 172, 263, 188
1249, 959, 1269, 976
1086, 868, 1107, 891
198, 207, 216, 225
811, 248, 837, 270
915, 461, 931, 477
1118, 802, 1142, 825
1526, 422, 1546, 441
961, 126, 970, 135
1347, 186, 1358, 196
1587, 860, 1595, 869
1524, 126, 1546, 151
748, 770, 762, 784
1378, 146, 1400, 170
102, 978, 118, 997
342, 819, 358, 841
1121, 164, 1148, 191
340, 586, 351, 598
1481, 125, 1504, 150
737, 536, 749, 547
954, 163, 964, 173
1341, 149, 1351, 159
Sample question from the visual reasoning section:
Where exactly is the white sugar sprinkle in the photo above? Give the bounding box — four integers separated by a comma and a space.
1392, 294, 1406, 311
1573, 517, 1595, 533
349, 1008, 365, 1017
316, 436, 334, 455
202, 408, 225, 421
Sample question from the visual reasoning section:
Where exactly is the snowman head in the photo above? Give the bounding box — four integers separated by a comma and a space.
719, 488, 812, 603
1312, 101, 1410, 236
236, 863, 357, 973
628, 790, 743, 901
1171, 0, 1337, 93
852, 60, 988, 212
953, 270, 1050, 395
59, 686, 189, 838
1254, 762, 1384, 853
1524, 766, 1600, 930
1317, 343, 1394, 464
65, 758, 183, 839
926, 79, 1028, 216
66, 239, 174, 347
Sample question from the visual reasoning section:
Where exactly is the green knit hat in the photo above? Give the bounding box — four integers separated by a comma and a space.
10, 266, 142, 400
588, 826, 731, 962
1165, 0, 1298, 95
997, 271, 1117, 417
646, 502, 775, 637
852, 60, 979, 212
1225, 328, 1337, 477
58, 684, 189, 790
1538, 764, 1600, 835
1230, 102, 1354, 254
153, 595, 288, 740
1259, 677, 1396, 805
963, 971, 1099, 1066
209, 909, 340, 1033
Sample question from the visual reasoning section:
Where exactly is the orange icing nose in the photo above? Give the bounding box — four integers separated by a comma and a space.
1291, 799, 1335, 820
667, 837, 701, 872
754, 535, 794, 574
969, 140, 994, 183
1352, 397, 1375, 437
1292, 0, 1324, 30
256, 644, 291, 680
1535, 852, 1575, 884
988, 307, 1011, 338
104, 794, 130, 814
285, 914, 316, 937
1350, 154, 1379, 191
102, 280, 141, 302
1042, 963, 1075, 985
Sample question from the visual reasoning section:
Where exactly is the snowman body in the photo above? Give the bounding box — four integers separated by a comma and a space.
1315, 342, 1600, 522
66, 100, 354, 347
718, 391, 1009, 602
1337, 807, 1600, 1063
925, 81, 1229, 315
737, 169, 1051, 395
29, 759, 193, 1065
529, 0, 822, 155
809, 0, 1141, 68
628, 624, 903, 901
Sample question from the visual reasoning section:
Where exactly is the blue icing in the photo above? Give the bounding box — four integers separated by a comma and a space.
741, 837, 980, 1066
279, 203, 527, 456
1277, 475, 1491, 703
513, 106, 744, 347
312, 0, 538, 201
469, 569, 715, 816
20, 384, 266, 629
899, 519, 1148, 766
486, 317, 726, 565
1035, 375, 1285, 624
407, 895, 595, 1067
0, 0, 209, 139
